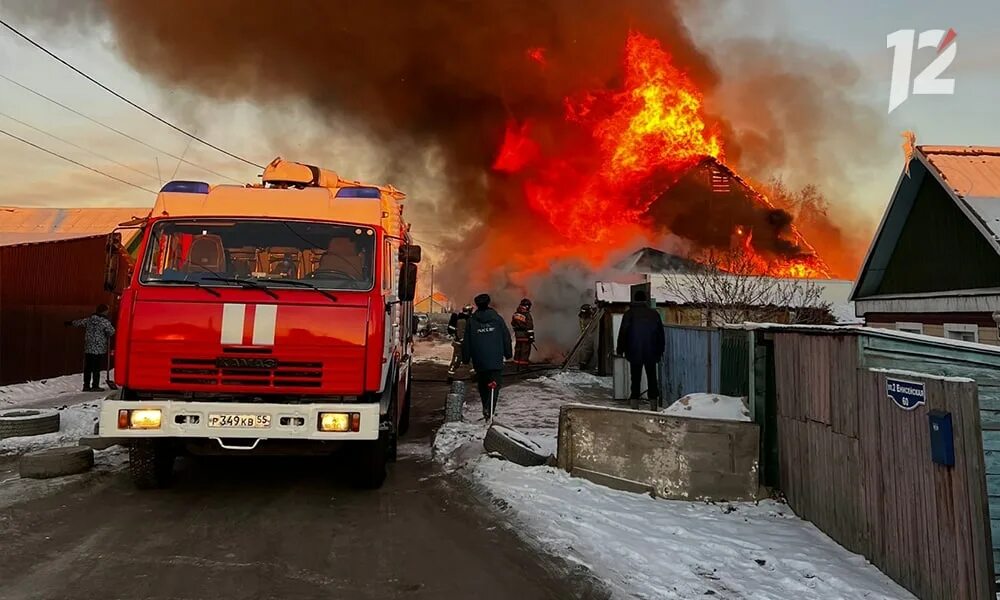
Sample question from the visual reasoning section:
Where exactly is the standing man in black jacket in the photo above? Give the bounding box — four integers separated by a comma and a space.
462, 293, 513, 420
616, 290, 665, 408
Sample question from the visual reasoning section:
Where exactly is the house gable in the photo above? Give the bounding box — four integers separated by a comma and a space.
853, 150, 1000, 301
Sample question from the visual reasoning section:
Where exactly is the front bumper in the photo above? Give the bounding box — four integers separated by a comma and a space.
99, 400, 380, 441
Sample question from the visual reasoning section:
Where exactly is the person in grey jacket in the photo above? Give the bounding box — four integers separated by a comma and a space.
66, 304, 116, 392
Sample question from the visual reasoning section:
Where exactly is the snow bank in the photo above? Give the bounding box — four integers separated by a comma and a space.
0, 374, 84, 407
531, 370, 612, 389
0, 402, 99, 456
664, 393, 751, 422
472, 459, 912, 599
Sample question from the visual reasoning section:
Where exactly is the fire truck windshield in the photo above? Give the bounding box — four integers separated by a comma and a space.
139, 219, 376, 291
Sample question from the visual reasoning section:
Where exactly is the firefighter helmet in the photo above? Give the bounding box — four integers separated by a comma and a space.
462, 304, 473, 314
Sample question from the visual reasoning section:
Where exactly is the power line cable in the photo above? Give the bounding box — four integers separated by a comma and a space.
0, 109, 158, 181
0, 18, 264, 169
0, 73, 243, 183
0, 126, 157, 195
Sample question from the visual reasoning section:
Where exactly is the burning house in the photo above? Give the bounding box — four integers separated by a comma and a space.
38, 2, 878, 353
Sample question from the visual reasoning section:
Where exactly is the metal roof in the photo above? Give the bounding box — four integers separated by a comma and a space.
851, 145, 1000, 302
920, 146, 1000, 242
0, 206, 149, 247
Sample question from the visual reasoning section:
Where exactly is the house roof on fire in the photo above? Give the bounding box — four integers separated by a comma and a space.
851, 145, 1000, 314
616, 247, 702, 274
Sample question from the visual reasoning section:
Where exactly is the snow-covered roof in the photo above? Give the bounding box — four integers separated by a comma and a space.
596, 275, 859, 324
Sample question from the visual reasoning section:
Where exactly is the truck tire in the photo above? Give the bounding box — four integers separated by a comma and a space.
398, 375, 412, 437
0, 409, 60, 439
19, 446, 94, 479
484, 424, 549, 467
129, 440, 174, 489
352, 431, 388, 489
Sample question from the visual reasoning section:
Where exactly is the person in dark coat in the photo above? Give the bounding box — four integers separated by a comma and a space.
615, 290, 665, 407
462, 293, 513, 420
65, 304, 116, 392
511, 298, 534, 366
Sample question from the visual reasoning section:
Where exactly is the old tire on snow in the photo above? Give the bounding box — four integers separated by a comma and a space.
19, 446, 94, 479
0, 409, 60, 439
483, 424, 549, 467
129, 439, 175, 489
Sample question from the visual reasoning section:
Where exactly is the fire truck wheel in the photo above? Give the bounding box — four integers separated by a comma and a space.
352, 432, 388, 489
129, 440, 175, 489
0, 409, 60, 439
398, 379, 412, 438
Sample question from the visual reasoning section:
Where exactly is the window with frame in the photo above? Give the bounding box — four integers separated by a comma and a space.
943, 323, 978, 343
895, 322, 924, 335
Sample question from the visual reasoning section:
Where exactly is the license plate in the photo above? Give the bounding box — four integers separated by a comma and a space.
207, 414, 271, 428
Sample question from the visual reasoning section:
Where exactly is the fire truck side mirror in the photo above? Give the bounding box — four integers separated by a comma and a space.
400, 263, 418, 302
103, 232, 122, 293
399, 244, 422, 264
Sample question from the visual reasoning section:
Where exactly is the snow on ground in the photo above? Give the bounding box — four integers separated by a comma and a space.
0, 374, 84, 407
0, 402, 100, 456
436, 368, 615, 459
663, 393, 751, 422
413, 339, 454, 365
472, 459, 911, 600
434, 370, 914, 600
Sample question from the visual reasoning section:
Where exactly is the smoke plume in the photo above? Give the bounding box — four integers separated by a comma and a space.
9, 0, 891, 350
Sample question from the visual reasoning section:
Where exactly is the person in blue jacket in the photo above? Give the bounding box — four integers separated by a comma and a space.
462, 293, 513, 420
65, 304, 115, 392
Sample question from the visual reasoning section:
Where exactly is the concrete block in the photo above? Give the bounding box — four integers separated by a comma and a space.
558, 405, 760, 501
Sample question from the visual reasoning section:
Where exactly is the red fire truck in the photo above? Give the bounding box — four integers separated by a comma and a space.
99, 158, 420, 489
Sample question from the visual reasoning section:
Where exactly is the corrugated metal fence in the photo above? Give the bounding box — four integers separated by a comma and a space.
660, 325, 720, 405
0, 235, 119, 385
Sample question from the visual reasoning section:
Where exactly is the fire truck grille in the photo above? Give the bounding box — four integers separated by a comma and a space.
170, 358, 323, 388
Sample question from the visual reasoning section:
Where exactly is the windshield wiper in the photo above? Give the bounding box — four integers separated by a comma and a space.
201, 276, 279, 299
148, 279, 221, 297
258, 279, 338, 302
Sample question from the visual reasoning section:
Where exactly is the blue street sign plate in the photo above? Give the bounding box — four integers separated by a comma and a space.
887, 377, 925, 410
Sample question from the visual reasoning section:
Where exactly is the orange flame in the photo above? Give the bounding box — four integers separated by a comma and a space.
489, 32, 826, 279
494, 32, 721, 244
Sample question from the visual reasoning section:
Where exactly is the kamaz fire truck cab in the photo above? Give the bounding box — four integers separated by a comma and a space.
99, 158, 421, 489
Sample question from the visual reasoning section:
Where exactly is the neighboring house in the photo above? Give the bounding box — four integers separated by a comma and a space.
414, 291, 450, 314
0, 206, 148, 248
591, 273, 856, 374
852, 146, 1000, 345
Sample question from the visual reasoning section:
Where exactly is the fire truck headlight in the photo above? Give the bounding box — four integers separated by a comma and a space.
318, 412, 359, 432
127, 409, 162, 429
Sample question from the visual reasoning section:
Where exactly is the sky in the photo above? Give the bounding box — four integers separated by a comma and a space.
0, 0, 996, 234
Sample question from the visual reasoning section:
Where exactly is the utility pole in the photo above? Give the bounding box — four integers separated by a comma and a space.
430, 264, 435, 313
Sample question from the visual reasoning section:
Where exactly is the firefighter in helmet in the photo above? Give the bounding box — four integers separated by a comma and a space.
511, 298, 534, 367
447, 304, 474, 380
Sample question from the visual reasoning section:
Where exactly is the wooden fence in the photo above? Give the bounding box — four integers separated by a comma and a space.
772, 332, 995, 599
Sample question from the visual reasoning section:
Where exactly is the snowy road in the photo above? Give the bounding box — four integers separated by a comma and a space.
0, 357, 607, 600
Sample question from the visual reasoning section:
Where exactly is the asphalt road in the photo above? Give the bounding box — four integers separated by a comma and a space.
0, 362, 607, 600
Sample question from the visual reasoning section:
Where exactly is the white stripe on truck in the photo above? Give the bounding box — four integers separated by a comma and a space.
220, 303, 245, 344
252, 305, 277, 346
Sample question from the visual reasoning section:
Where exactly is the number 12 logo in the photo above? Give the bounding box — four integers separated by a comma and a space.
887, 28, 957, 113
